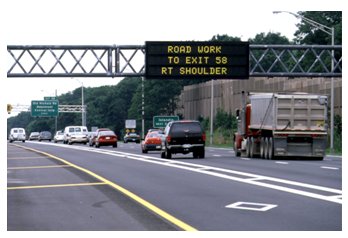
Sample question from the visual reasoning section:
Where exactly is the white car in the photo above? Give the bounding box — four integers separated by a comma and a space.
63, 126, 89, 145
54, 131, 64, 143
9, 128, 26, 143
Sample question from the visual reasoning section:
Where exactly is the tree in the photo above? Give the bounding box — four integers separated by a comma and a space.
294, 11, 342, 45
211, 34, 241, 42
293, 11, 342, 75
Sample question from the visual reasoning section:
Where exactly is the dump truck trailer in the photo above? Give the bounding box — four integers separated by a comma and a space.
234, 92, 328, 160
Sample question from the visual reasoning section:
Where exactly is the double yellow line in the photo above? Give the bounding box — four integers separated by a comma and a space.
8, 144, 197, 231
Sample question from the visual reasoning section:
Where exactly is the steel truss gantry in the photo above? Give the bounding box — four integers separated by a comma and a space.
7, 44, 342, 78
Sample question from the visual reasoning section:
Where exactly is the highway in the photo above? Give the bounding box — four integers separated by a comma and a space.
7, 141, 342, 231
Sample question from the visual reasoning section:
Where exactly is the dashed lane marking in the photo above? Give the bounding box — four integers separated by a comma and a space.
8, 165, 71, 170
8, 156, 49, 160
7, 182, 107, 190
320, 166, 339, 170
275, 162, 289, 165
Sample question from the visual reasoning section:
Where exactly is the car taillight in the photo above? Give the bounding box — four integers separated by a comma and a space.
166, 136, 171, 143
202, 133, 206, 142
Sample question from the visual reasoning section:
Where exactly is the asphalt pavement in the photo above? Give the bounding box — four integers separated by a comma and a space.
7, 141, 342, 231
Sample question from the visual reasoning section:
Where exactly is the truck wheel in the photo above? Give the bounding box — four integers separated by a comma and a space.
268, 137, 274, 160
250, 137, 255, 158
246, 137, 251, 158
264, 138, 269, 160
260, 138, 265, 159
234, 141, 241, 157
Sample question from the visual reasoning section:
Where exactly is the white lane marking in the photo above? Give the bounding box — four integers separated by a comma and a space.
329, 195, 342, 199
245, 177, 265, 181
225, 202, 278, 211
240, 158, 250, 161
320, 166, 339, 170
275, 162, 289, 165
213, 154, 221, 157
23, 141, 342, 204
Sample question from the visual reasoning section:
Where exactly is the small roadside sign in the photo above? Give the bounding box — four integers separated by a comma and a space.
125, 119, 136, 129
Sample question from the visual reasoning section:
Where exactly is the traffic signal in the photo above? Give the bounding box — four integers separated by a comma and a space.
7, 104, 12, 114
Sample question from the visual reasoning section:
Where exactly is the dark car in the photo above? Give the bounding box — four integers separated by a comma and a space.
141, 131, 164, 153
124, 132, 140, 143
95, 130, 118, 148
161, 120, 205, 159
38, 131, 52, 142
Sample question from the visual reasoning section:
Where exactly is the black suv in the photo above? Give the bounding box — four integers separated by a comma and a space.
161, 120, 205, 159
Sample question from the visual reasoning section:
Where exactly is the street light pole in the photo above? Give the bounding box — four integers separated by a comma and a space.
81, 82, 86, 127
75, 78, 86, 127
142, 77, 145, 140
273, 11, 335, 152
210, 79, 214, 145
55, 89, 58, 132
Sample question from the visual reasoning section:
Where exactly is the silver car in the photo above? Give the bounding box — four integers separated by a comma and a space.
38, 131, 52, 142
54, 131, 64, 143
29, 132, 40, 140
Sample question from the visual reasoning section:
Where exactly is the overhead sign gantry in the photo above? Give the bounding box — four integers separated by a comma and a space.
7, 44, 342, 78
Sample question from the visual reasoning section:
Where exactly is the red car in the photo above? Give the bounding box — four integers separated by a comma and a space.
141, 132, 164, 153
95, 130, 118, 148
89, 128, 111, 147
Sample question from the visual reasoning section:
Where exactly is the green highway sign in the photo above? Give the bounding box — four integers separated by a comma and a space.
31, 100, 59, 117
153, 116, 179, 128
44, 96, 57, 100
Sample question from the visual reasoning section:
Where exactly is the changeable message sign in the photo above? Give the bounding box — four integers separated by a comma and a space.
145, 41, 249, 79
153, 116, 179, 128
31, 100, 59, 117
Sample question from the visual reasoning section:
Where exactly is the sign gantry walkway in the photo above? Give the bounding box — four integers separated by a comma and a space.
9, 104, 86, 113
7, 44, 342, 78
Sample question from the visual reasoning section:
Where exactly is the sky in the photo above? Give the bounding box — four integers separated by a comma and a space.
2, 1, 344, 116
3, 0, 338, 118
1, 0, 346, 236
